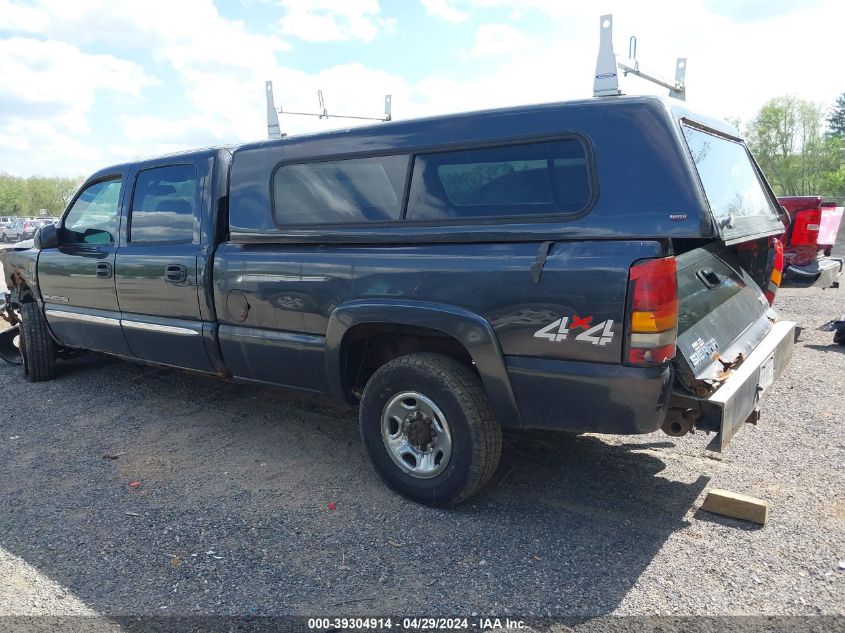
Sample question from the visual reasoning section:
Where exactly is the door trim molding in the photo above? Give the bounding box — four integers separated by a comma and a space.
46, 308, 200, 337
45, 309, 120, 327
120, 319, 200, 336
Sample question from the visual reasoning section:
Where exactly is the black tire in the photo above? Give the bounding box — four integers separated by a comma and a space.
19, 301, 56, 382
359, 352, 502, 507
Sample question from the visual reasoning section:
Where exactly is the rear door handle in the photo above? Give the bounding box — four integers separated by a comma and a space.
95, 262, 112, 279
165, 264, 188, 284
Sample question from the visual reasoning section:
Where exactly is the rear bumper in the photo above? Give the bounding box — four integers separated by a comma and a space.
505, 356, 673, 433
782, 257, 842, 288
671, 320, 795, 450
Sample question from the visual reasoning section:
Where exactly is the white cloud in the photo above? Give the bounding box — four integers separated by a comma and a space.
0, 0, 50, 30
460, 0, 594, 18
279, 0, 396, 43
1, 0, 844, 177
420, 0, 469, 23
469, 24, 529, 58
0, 0, 291, 174
0, 36, 155, 136
0, 117, 113, 176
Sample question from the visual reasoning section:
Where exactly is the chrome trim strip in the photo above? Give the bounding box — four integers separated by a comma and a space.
45, 309, 120, 327
120, 320, 200, 336
219, 324, 325, 346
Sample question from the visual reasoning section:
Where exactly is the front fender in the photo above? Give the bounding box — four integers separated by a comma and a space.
325, 299, 521, 427
0, 246, 40, 305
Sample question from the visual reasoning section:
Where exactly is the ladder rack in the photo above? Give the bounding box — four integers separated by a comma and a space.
265, 81, 392, 140
593, 14, 686, 101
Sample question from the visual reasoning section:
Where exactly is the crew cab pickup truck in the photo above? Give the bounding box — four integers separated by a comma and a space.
0, 96, 795, 506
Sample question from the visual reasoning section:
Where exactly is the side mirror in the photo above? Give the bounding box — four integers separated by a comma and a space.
34, 223, 59, 250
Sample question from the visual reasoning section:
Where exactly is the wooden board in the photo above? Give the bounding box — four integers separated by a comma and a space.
700, 488, 769, 525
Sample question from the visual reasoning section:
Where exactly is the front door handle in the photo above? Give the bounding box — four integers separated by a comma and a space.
165, 264, 188, 284
95, 262, 112, 279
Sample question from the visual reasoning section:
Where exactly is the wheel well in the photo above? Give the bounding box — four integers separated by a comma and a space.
9, 272, 35, 305
3, 268, 35, 308
341, 323, 475, 400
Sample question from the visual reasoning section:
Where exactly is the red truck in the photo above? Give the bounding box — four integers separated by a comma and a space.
777, 196, 844, 288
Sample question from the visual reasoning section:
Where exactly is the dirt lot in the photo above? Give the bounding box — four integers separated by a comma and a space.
0, 260, 843, 624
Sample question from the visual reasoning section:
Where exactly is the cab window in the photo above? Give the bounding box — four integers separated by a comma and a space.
62, 178, 122, 244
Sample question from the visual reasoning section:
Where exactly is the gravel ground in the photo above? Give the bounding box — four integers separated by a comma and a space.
0, 259, 843, 625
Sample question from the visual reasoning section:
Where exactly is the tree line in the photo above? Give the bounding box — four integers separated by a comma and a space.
0, 91, 843, 217
743, 91, 845, 202
0, 174, 84, 218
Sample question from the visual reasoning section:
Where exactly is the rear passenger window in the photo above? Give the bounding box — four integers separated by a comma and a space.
406, 140, 591, 220
130, 165, 197, 243
273, 155, 408, 225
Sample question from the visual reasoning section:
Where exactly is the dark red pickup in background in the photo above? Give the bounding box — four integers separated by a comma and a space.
777, 196, 844, 288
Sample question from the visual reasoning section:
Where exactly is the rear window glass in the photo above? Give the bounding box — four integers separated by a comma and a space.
406, 140, 590, 220
682, 125, 779, 222
130, 164, 197, 243
273, 155, 409, 225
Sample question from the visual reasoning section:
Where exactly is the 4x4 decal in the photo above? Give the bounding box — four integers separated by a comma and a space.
534, 315, 615, 346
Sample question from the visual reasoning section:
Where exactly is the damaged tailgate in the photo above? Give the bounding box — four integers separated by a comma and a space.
671, 121, 795, 448
671, 246, 795, 449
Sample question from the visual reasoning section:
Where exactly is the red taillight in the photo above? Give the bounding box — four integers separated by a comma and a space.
625, 257, 678, 366
764, 238, 784, 306
790, 208, 822, 246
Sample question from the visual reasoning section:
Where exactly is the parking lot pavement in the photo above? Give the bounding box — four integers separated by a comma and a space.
0, 285, 843, 621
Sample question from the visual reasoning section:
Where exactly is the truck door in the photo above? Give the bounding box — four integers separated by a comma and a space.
114, 162, 215, 372
38, 175, 132, 355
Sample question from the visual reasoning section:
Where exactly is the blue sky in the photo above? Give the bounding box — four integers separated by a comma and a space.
0, 0, 841, 177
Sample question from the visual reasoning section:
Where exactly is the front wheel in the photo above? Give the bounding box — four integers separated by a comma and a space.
19, 302, 56, 382
359, 353, 502, 507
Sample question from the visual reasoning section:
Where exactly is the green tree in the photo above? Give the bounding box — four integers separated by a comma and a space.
745, 95, 843, 198
0, 173, 83, 217
746, 96, 799, 194
827, 92, 845, 139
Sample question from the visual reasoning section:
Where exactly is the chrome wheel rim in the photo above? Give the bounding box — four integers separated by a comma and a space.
381, 391, 452, 479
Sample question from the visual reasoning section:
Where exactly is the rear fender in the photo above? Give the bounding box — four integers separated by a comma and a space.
326, 299, 520, 426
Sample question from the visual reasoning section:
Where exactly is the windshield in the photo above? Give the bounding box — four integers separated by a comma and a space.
682, 124, 780, 228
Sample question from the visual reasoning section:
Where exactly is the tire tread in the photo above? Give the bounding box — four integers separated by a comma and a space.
20, 301, 56, 382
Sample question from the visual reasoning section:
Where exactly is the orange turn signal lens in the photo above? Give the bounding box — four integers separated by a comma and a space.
631, 307, 679, 333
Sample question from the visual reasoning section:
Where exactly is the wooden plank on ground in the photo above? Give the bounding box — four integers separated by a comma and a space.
700, 488, 769, 525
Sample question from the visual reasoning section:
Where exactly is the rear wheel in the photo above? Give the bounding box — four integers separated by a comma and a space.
19, 302, 56, 382
359, 353, 502, 506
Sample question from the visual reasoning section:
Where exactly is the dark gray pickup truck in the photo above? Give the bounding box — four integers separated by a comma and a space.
1, 96, 795, 506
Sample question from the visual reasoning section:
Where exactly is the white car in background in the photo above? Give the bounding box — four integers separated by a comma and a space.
1, 219, 26, 243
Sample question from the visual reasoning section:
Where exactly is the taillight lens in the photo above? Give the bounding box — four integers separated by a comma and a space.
790, 208, 822, 246
764, 238, 784, 305
625, 257, 678, 366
